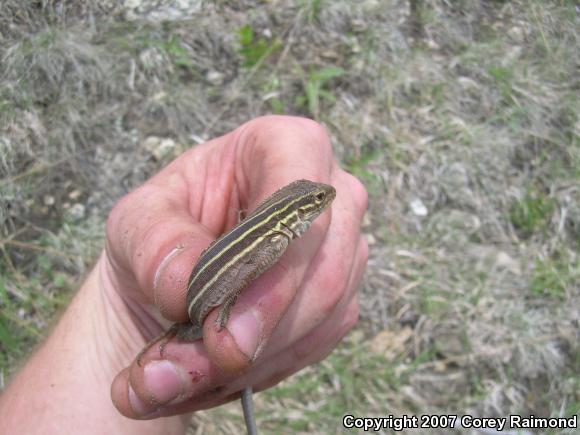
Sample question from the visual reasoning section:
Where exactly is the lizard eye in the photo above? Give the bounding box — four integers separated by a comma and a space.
315, 191, 326, 202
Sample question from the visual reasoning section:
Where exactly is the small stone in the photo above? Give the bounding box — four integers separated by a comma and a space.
66, 203, 85, 221
68, 190, 81, 200
495, 251, 521, 275
142, 136, 176, 161
365, 233, 376, 245
351, 19, 367, 33
507, 26, 525, 43
143, 136, 161, 152
43, 195, 55, 206
362, 211, 372, 227
426, 39, 440, 50
155, 139, 176, 161
410, 198, 428, 217
321, 50, 339, 60
206, 70, 224, 85
370, 327, 413, 362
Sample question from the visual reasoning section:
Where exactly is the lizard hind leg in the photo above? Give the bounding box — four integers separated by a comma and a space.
136, 323, 194, 366
216, 291, 239, 331
136, 324, 178, 366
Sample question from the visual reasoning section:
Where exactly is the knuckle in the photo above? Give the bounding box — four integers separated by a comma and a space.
250, 115, 332, 153
318, 271, 348, 316
343, 300, 360, 332
105, 193, 132, 249
359, 237, 370, 265
346, 173, 369, 213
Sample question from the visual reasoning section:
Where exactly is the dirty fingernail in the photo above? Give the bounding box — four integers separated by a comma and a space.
228, 309, 261, 359
144, 360, 185, 405
129, 385, 156, 417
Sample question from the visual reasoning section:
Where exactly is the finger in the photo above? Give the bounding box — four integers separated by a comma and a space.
198, 117, 339, 370
250, 169, 368, 357
234, 116, 335, 203
205, 234, 366, 401
105, 132, 244, 322
248, 239, 366, 394
106, 182, 215, 323
255, 298, 361, 394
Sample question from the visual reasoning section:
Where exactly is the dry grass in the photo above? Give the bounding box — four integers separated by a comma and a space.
1, 0, 578, 433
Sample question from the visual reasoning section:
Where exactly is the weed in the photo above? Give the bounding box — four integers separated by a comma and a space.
343, 145, 382, 193
263, 75, 285, 114
488, 64, 515, 102
237, 25, 281, 68
509, 187, 555, 238
530, 253, 577, 299
297, 67, 344, 120
256, 340, 404, 431
300, 0, 323, 24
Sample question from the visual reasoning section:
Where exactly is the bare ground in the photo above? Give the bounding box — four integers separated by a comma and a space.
1, 1, 578, 434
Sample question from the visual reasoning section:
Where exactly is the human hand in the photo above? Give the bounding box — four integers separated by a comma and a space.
103, 116, 368, 419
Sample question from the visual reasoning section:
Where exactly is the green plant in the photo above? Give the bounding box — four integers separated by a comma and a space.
263, 75, 285, 114
161, 34, 195, 69
300, 0, 323, 23
343, 145, 382, 192
0, 277, 17, 354
237, 25, 281, 68
300, 67, 344, 119
509, 187, 555, 238
530, 254, 576, 299
488, 64, 515, 101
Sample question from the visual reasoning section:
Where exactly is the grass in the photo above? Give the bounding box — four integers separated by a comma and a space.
1, 0, 579, 433
509, 186, 556, 238
237, 25, 282, 68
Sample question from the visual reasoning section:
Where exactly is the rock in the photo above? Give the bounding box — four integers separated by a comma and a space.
123, 0, 203, 22
495, 251, 521, 275
365, 233, 376, 245
68, 190, 82, 200
370, 327, 413, 362
362, 211, 372, 228
351, 19, 367, 33
410, 198, 428, 217
206, 70, 224, 85
66, 203, 85, 221
507, 26, 525, 43
142, 136, 177, 161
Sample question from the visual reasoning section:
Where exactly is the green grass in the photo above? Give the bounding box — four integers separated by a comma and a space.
343, 145, 382, 193
530, 252, 578, 299
205, 337, 411, 432
509, 187, 556, 239
237, 25, 282, 68
302, 67, 345, 120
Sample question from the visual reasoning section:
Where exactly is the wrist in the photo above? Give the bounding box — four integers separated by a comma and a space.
0, 252, 188, 434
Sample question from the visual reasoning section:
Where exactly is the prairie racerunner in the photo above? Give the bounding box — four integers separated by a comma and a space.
139, 179, 336, 434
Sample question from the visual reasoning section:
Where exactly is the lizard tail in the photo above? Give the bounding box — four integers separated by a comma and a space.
241, 386, 258, 435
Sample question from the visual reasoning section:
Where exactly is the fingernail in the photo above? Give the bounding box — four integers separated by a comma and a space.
129, 385, 157, 417
228, 309, 261, 360
143, 360, 185, 405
